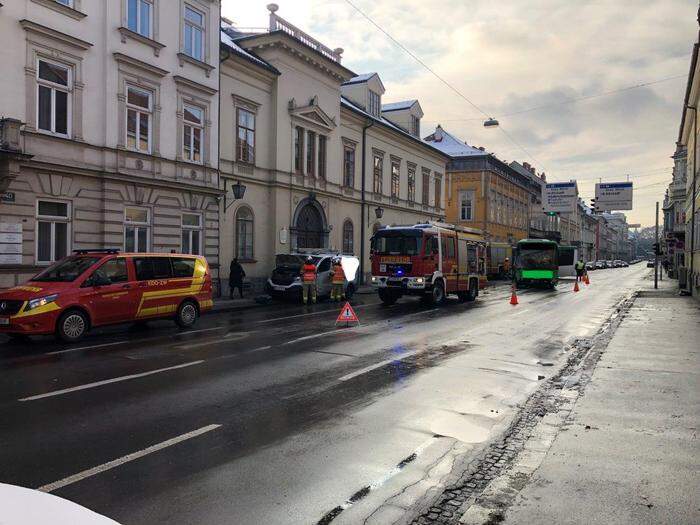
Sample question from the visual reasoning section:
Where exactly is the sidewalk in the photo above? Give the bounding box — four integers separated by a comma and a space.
211, 284, 376, 313
497, 280, 700, 524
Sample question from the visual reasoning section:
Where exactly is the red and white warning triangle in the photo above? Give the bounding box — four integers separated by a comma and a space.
336, 301, 359, 324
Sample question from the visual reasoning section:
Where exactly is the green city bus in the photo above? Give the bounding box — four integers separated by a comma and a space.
513, 239, 559, 289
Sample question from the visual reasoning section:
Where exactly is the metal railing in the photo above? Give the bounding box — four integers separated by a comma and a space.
268, 9, 342, 63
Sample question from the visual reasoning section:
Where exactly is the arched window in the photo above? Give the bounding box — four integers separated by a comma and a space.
342, 220, 354, 254
236, 207, 254, 260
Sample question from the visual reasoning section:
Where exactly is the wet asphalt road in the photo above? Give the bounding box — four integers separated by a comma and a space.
0, 265, 650, 524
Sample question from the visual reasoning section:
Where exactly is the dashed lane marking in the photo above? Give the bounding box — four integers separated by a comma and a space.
37, 424, 221, 493
44, 327, 224, 356
18, 360, 204, 402
338, 348, 424, 382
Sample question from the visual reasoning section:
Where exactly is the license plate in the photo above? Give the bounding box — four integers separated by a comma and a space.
0, 317, 9, 326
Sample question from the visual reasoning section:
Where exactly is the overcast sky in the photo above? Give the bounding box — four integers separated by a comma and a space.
223, 0, 698, 227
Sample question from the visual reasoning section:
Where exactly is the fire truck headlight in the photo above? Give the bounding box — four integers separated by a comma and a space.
26, 294, 58, 311
415, 277, 424, 284
371, 276, 377, 282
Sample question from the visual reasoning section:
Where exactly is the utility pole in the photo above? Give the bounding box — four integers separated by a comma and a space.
655, 201, 659, 289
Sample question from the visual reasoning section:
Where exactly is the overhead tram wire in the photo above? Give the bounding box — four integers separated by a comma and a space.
423, 74, 688, 123
342, 0, 544, 168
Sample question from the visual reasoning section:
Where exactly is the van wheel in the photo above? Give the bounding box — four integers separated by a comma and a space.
56, 309, 89, 343
175, 300, 199, 329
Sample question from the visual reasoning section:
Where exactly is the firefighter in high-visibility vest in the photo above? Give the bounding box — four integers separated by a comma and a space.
300, 256, 317, 304
330, 257, 345, 302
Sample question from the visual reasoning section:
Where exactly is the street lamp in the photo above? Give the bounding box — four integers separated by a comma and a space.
483, 117, 499, 128
224, 180, 246, 211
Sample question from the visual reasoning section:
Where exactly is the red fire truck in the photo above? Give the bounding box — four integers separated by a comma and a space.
370, 222, 487, 305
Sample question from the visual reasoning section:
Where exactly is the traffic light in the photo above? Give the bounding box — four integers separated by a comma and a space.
653, 242, 661, 255
590, 198, 599, 213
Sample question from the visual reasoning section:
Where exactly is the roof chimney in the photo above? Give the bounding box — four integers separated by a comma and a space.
523, 162, 531, 170
478, 146, 485, 151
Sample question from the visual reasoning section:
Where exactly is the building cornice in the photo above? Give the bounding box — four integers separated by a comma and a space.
118, 27, 166, 57
173, 75, 217, 96
20, 19, 93, 50
113, 52, 169, 78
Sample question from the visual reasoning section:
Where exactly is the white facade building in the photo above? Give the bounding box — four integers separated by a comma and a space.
218, 8, 447, 290
0, 0, 221, 287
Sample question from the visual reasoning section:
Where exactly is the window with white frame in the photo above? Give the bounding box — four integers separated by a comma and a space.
124, 207, 150, 252
36, 200, 70, 264
235, 207, 254, 260
236, 108, 255, 164
407, 164, 416, 203
184, 5, 205, 61
183, 104, 203, 163
411, 115, 420, 137
181, 213, 202, 255
459, 190, 475, 221
126, 86, 152, 153
368, 90, 380, 117
37, 59, 71, 136
127, 0, 153, 38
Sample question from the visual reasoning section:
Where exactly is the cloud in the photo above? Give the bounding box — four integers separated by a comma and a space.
222, 0, 698, 226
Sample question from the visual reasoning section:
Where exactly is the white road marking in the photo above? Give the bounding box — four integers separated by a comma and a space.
37, 424, 221, 493
19, 360, 204, 401
338, 348, 424, 382
45, 327, 223, 356
255, 303, 372, 324
175, 332, 248, 350
283, 329, 346, 345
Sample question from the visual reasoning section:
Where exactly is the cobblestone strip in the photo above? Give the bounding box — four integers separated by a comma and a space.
410, 293, 637, 525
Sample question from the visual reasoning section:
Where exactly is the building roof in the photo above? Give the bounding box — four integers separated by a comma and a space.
220, 23, 280, 74
381, 100, 418, 112
422, 126, 485, 158
340, 96, 449, 160
342, 72, 386, 92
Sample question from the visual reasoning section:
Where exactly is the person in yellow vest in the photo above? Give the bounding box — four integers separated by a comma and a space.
575, 258, 586, 282
330, 257, 346, 302
300, 256, 318, 304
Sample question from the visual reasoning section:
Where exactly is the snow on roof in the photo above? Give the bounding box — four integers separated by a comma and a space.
381, 100, 418, 112
340, 96, 446, 158
220, 22, 277, 73
422, 126, 486, 158
343, 72, 382, 87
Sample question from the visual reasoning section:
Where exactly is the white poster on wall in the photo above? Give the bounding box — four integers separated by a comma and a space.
0, 223, 22, 264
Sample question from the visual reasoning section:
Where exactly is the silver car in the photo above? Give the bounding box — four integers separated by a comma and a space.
266, 253, 359, 301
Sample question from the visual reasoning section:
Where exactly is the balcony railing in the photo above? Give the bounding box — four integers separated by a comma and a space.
268, 4, 343, 63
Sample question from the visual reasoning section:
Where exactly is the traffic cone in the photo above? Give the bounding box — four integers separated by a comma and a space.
584, 274, 590, 285
510, 284, 519, 305
573, 280, 580, 292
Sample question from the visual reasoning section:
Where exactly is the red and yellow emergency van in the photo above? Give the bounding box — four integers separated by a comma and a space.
0, 250, 213, 342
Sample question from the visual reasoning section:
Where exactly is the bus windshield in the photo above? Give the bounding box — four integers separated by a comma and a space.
371, 230, 422, 256
516, 243, 558, 269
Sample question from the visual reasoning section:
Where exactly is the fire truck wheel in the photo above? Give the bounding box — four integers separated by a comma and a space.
430, 281, 446, 305
175, 300, 199, 328
378, 289, 398, 306
56, 309, 89, 343
465, 281, 478, 302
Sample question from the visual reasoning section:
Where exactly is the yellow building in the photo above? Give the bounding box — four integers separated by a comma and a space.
424, 126, 540, 243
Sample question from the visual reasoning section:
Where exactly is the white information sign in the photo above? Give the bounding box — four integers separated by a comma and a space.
543, 182, 578, 214
0, 222, 22, 264
595, 182, 633, 211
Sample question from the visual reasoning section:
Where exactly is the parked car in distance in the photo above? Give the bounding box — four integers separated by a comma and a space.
585, 262, 596, 271
595, 260, 605, 270
647, 260, 655, 268
266, 252, 359, 301
0, 250, 212, 343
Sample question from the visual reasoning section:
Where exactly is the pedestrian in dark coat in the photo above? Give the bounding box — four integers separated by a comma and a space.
229, 258, 245, 299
